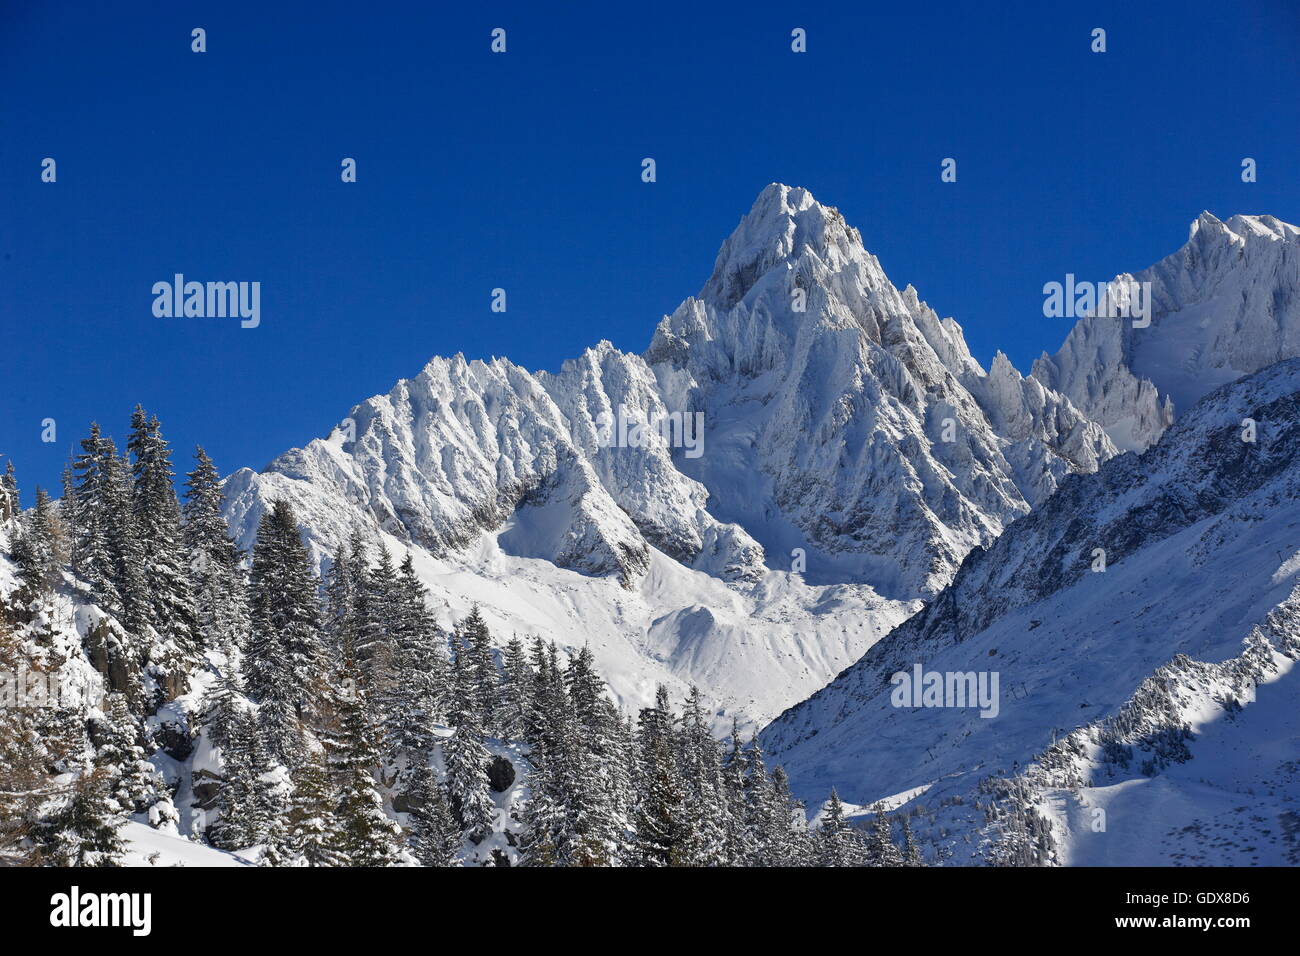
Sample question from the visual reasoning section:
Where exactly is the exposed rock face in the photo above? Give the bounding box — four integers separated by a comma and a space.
154, 710, 196, 762
487, 755, 516, 793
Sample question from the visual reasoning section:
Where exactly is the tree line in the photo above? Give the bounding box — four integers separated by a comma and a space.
0, 407, 921, 867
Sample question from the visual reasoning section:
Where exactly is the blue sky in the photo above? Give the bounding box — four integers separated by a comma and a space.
2, 0, 1297, 501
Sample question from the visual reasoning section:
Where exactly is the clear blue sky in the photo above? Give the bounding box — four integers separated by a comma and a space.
2, 0, 1297, 502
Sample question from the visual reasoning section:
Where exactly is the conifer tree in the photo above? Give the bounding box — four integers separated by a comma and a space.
212, 710, 270, 849
458, 606, 496, 733
443, 711, 495, 843
126, 407, 199, 660
44, 767, 127, 867
865, 803, 904, 866
323, 538, 359, 661
93, 693, 160, 815
720, 719, 752, 865
497, 635, 531, 743
342, 531, 371, 650
105, 450, 150, 635
678, 687, 728, 866
183, 446, 249, 653
615, 711, 640, 840
743, 734, 779, 865
260, 815, 293, 868
355, 544, 398, 695
70, 424, 124, 612
767, 765, 810, 866
632, 686, 684, 866
0, 459, 17, 522
67, 426, 161, 707
817, 788, 865, 866
253, 634, 303, 766
900, 815, 924, 866
518, 759, 562, 866
561, 645, 625, 864
406, 763, 460, 867
322, 657, 401, 866
247, 728, 285, 841
518, 770, 563, 867
201, 668, 244, 757
525, 636, 550, 736
59, 460, 74, 517
283, 748, 343, 867
518, 641, 576, 864
447, 629, 470, 725
11, 487, 59, 593
40, 703, 90, 778
380, 554, 447, 764
246, 500, 323, 763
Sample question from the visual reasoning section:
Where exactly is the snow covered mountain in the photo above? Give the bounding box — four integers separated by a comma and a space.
761, 359, 1300, 864
646, 185, 1114, 595
220, 184, 1114, 728
1034, 212, 1300, 452
8, 187, 1298, 867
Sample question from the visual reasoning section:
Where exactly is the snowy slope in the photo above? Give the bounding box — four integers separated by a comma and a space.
120, 820, 250, 867
0, 519, 236, 866
220, 184, 1114, 728
1057, 633, 1300, 867
1035, 212, 1300, 452
761, 359, 1300, 864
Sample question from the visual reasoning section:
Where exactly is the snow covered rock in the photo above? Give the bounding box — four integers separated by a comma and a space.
761, 358, 1300, 864
1034, 211, 1300, 451
219, 183, 1122, 728
647, 183, 1114, 596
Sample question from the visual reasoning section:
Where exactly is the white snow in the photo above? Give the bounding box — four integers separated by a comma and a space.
120, 820, 251, 867
763, 359, 1300, 863
1036, 209, 1300, 452
219, 183, 1116, 729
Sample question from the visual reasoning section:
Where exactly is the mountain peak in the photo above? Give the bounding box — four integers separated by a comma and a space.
1223, 212, 1300, 242
699, 183, 864, 309
1188, 209, 1223, 241
1040, 207, 1300, 453
1189, 210, 1299, 244
754, 181, 817, 212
